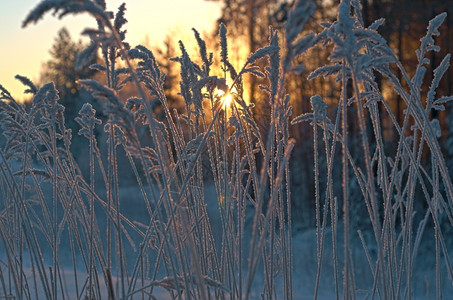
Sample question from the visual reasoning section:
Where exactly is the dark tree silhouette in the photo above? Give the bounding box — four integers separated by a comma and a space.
40, 27, 98, 158
41, 27, 96, 98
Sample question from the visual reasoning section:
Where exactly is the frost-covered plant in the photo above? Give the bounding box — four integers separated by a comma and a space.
291, 0, 453, 298
0, 0, 298, 299
1, 0, 452, 299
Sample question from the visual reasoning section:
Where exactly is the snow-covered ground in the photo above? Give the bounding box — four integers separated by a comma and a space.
0, 170, 451, 299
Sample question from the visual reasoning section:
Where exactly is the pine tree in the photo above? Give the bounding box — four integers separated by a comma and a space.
40, 27, 98, 158
41, 27, 96, 98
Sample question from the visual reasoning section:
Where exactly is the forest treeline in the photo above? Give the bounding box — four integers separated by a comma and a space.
33, 0, 453, 228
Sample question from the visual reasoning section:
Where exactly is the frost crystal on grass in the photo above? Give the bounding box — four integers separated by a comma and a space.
76, 103, 101, 138
285, 0, 315, 45
310, 95, 327, 117
2, 1, 453, 299
14, 74, 37, 94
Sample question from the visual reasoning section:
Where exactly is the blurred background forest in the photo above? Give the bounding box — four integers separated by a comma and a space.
15, 0, 453, 229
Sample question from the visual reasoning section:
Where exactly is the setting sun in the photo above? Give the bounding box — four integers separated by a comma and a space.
217, 86, 238, 109
216, 89, 233, 108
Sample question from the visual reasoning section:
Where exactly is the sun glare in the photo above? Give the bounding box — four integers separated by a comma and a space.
217, 87, 238, 109
217, 89, 233, 108
223, 93, 233, 107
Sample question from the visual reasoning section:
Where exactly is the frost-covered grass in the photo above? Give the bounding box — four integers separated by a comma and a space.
0, 0, 452, 299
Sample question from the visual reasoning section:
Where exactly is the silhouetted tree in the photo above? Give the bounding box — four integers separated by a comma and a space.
41, 27, 96, 98
40, 27, 98, 157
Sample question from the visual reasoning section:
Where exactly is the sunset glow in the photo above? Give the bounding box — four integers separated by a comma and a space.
0, 0, 221, 101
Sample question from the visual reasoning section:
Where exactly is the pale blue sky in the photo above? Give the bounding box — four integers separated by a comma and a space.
0, 0, 221, 100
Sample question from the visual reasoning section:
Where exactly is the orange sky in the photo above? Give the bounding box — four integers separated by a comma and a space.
0, 0, 221, 101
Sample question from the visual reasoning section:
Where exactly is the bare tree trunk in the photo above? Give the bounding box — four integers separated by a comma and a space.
248, 0, 256, 104
397, 0, 404, 125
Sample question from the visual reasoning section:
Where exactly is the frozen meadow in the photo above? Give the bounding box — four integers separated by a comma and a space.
1, 0, 453, 299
